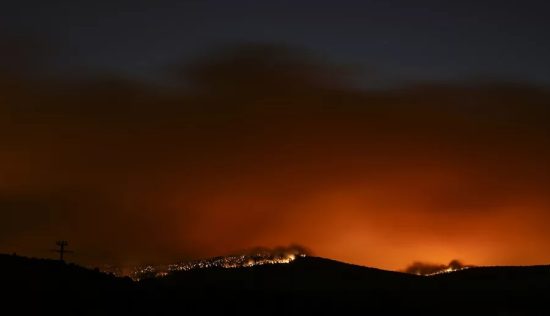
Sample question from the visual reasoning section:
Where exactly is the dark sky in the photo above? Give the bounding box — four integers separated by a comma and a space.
3, 0, 550, 86
1, 1, 550, 270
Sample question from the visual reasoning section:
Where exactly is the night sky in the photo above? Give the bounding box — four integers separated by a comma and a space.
4, 0, 550, 85
1, 0, 550, 269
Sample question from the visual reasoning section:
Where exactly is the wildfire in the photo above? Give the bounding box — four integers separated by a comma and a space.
126, 246, 308, 280
425, 266, 470, 276
405, 259, 472, 276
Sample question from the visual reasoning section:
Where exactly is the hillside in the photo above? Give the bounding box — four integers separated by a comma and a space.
2, 254, 550, 315
0, 254, 135, 314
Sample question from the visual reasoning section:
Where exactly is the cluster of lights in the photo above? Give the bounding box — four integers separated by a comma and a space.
127, 251, 305, 280
169, 252, 303, 272
425, 266, 470, 276
130, 265, 158, 280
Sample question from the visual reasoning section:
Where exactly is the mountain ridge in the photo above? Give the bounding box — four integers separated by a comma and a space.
2, 253, 549, 315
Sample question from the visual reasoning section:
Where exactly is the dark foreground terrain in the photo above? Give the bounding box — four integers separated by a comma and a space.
1, 254, 549, 315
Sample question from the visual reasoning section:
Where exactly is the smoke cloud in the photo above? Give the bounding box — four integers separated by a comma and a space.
233, 244, 313, 258
404, 260, 470, 275
1, 39, 550, 269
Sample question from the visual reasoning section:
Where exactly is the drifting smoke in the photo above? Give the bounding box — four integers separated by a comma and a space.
231, 244, 313, 258
3, 37, 550, 268
404, 259, 470, 275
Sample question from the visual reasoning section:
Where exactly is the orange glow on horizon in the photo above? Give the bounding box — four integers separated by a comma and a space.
1, 45, 550, 270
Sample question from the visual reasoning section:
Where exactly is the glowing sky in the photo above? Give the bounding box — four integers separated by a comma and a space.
1, 1, 550, 270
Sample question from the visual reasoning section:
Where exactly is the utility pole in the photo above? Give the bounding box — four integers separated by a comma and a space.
52, 240, 73, 261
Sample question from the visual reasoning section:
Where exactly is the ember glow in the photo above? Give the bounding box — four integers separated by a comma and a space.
404, 260, 473, 276
425, 266, 470, 276
2, 1, 550, 272
122, 247, 307, 280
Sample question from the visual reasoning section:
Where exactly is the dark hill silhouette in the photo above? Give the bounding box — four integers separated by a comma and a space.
142, 256, 420, 291
2, 254, 550, 315
0, 254, 136, 314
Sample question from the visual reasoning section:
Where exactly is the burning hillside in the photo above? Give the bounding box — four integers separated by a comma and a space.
128, 245, 309, 280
